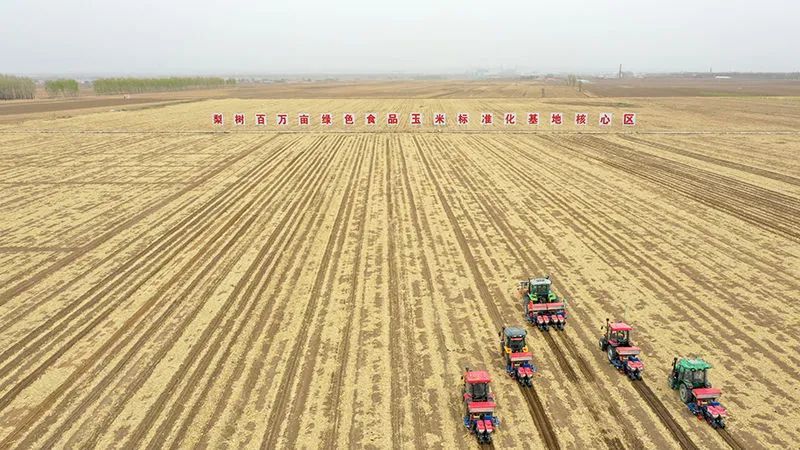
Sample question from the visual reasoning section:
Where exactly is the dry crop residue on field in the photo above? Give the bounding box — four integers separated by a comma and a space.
0, 97, 798, 449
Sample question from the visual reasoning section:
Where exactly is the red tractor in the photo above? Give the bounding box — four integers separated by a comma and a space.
462, 368, 500, 444
519, 276, 567, 331
598, 319, 644, 380
499, 326, 536, 387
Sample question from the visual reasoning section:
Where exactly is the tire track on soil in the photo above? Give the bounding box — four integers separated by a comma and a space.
0, 136, 292, 398
124, 135, 338, 448
0, 134, 275, 302
259, 137, 365, 449
0, 136, 312, 447
167, 136, 350, 449
322, 136, 376, 450
534, 134, 798, 376
411, 135, 559, 450
395, 137, 465, 448
431, 135, 638, 449
385, 136, 427, 450
574, 135, 800, 241
632, 382, 699, 450
717, 428, 746, 450
480, 134, 721, 450
619, 134, 800, 188
0, 136, 283, 329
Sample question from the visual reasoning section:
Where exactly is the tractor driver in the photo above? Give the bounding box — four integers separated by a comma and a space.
471, 382, 489, 401
610, 330, 629, 346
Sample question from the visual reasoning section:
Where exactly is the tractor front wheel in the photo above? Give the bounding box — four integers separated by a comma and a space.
599, 339, 607, 351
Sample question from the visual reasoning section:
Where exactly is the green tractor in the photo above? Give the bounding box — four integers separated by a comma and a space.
669, 357, 712, 402
519, 276, 567, 331
668, 357, 729, 428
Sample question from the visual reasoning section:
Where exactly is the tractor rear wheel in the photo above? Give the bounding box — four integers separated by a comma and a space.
679, 383, 692, 403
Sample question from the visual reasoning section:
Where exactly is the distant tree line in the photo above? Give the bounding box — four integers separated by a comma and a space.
0, 74, 36, 100
93, 77, 233, 94
566, 74, 579, 86
45, 79, 79, 97
566, 74, 584, 92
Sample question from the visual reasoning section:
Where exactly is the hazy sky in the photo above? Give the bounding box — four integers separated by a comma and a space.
1, 0, 798, 75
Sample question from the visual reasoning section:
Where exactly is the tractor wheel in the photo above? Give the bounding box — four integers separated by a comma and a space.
599, 339, 607, 351
607, 347, 617, 363
679, 383, 692, 404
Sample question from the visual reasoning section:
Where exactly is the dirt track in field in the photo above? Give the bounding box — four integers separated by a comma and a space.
0, 96, 798, 449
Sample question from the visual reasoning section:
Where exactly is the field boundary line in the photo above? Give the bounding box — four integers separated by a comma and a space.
3, 129, 800, 136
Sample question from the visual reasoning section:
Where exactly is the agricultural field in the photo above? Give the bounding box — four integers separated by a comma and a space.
0, 87, 798, 449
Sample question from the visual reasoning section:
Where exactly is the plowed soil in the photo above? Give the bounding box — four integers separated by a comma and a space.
0, 93, 798, 449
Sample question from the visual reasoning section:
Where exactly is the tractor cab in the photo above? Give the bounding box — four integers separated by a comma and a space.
527, 277, 554, 303
463, 370, 494, 403
669, 357, 713, 403
671, 358, 711, 389
500, 327, 536, 386
606, 321, 632, 347
502, 326, 528, 353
